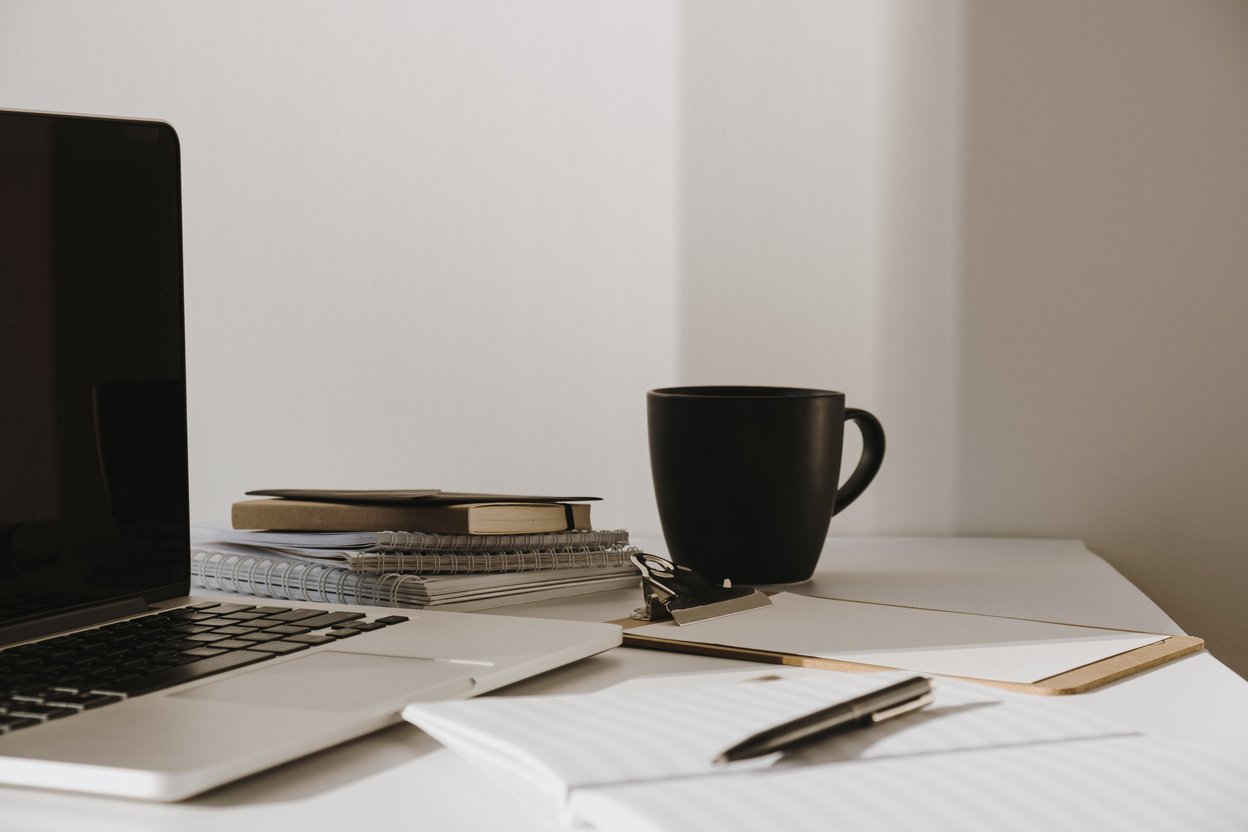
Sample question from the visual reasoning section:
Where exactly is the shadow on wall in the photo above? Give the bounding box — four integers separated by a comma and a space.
673, 0, 1248, 679
954, 0, 1248, 679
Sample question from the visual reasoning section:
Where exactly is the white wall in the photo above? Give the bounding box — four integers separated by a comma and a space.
954, 0, 1248, 677
677, 1, 968, 537
677, 1, 886, 536
3, 0, 1245, 675
677, 0, 1248, 675
0, 0, 681, 534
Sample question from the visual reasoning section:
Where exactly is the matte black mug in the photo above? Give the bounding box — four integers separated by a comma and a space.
647, 386, 885, 584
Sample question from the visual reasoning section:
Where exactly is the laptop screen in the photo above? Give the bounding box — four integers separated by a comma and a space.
0, 110, 190, 636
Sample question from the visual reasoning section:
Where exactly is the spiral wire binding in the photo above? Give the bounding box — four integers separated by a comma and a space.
192, 550, 429, 607
373, 529, 629, 552
190, 548, 642, 609
346, 544, 640, 574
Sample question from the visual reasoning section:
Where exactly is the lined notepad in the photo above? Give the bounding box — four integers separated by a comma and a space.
404, 672, 1128, 810
570, 736, 1248, 832
403, 669, 1248, 831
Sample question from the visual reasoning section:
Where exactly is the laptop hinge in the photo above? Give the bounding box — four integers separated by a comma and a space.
0, 596, 149, 647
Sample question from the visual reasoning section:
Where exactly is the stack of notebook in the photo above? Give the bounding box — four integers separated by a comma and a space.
191, 490, 641, 611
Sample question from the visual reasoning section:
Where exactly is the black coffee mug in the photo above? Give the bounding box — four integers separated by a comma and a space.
647, 386, 885, 585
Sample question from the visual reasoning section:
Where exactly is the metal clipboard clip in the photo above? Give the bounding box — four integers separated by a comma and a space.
630, 553, 772, 625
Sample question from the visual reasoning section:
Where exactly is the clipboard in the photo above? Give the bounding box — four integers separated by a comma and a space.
612, 596, 1204, 695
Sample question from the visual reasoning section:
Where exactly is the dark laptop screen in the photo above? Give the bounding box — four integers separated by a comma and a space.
0, 111, 189, 635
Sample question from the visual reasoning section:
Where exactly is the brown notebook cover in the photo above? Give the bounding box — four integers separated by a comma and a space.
232, 498, 593, 534
246, 489, 600, 505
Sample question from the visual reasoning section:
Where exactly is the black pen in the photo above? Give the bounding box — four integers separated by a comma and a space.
714, 676, 935, 764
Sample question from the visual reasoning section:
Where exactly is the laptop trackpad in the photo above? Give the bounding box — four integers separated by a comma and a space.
173, 651, 477, 711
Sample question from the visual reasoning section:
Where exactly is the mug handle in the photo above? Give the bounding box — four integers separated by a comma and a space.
832, 408, 886, 516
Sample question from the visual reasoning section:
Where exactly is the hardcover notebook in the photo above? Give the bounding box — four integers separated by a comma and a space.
245, 489, 600, 504
232, 499, 593, 534
0, 109, 620, 802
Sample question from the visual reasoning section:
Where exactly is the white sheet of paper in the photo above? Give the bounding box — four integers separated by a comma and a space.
570, 736, 1248, 832
403, 671, 1129, 807
628, 592, 1166, 683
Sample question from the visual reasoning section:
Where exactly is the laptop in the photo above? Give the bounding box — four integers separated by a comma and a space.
0, 109, 621, 801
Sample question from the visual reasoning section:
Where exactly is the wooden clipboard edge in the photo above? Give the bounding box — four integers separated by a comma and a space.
611, 617, 1205, 696
1005, 634, 1204, 695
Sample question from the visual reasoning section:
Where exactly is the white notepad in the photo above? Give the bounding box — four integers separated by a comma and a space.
628, 592, 1165, 683
570, 736, 1248, 832
403, 669, 1248, 831
403, 671, 1132, 822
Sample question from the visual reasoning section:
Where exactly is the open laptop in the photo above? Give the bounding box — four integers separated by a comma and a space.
0, 109, 621, 801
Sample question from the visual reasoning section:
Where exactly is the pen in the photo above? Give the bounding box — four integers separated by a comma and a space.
714, 676, 934, 764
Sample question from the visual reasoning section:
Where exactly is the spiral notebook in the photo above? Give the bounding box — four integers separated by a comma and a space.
190, 548, 639, 611
192, 528, 636, 573
294, 547, 640, 574
196, 527, 631, 553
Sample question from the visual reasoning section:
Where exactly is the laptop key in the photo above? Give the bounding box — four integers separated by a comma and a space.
184, 633, 230, 643
195, 617, 246, 628
263, 624, 311, 635
283, 634, 336, 646
169, 623, 214, 634
375, 615, 410, 625
265, 609, 325, 623
6, 703, 78, 720
162, 654, 204, 665
243, 641, 310, 655
238, 632, 282, 643
296, 612, 366, 629
0, 716, 42, 732
97, 650, 275, 696
325, 628, 361, 639
221, 611, 269, 621
170, 611, 219, 621
43, 692, 123, 710
224, 620, 273, 631
193, 604, 255, 615
211, 626, 252, 636
2, 679, 38, 697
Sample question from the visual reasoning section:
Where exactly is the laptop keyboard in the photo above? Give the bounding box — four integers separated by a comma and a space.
0, 602, 411, 735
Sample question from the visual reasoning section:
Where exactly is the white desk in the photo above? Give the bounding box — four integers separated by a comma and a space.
3, 537, 1246, 831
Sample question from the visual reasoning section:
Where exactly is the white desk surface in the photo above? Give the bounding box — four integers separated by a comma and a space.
3, 537, 1246, 831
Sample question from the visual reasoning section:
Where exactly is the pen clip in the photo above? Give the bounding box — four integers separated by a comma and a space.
868, 690, 935, 724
